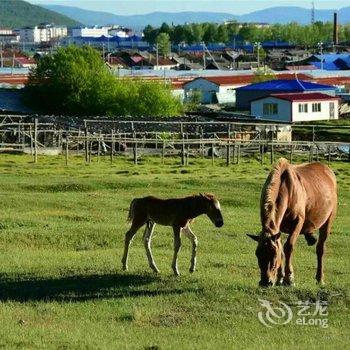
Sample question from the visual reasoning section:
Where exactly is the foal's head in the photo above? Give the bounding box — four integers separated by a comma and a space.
199, 193, 224, 228
247, 232, 283, 287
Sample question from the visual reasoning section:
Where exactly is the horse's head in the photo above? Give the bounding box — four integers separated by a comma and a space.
247, 232, 283, 287
199, 193, 224, 228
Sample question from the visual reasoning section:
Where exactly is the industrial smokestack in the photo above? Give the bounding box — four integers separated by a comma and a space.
333, 12, 339, 46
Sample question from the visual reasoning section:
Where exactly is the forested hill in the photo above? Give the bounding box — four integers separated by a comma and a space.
0, 0, 80, 28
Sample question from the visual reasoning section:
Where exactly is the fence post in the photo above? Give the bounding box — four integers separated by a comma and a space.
84, 127, 88, 163
133, 134, 138, 165
162, 139, 165, 164
34, 118, 38, 163
110, 129, 114, 164
186, 142, 190, 166
233, 141, 236, 164
289, 144, 293, 164
97, 133, 101, 163
65, 135, 69, 166
29, 124, 33, 155
237, 142, 241, 164
309, 144, 313, 163
88, 141, 92, 164
328, 145, 331, 164
181, 133, 185, 166
260, 143, 264, 165
270, 142, 274, 164
226, 139, 230, 166
211, 141, 214, 166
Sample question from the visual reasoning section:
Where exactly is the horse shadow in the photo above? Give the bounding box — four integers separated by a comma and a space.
0, 273, 197, 302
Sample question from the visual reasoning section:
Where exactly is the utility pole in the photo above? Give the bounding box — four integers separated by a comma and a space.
156, 43, 159, 70
318, 42, 323, 70
202, 42, 206, 69
254, 42, 261, 68
0, 42, 3, 69
311, 1, 315, 25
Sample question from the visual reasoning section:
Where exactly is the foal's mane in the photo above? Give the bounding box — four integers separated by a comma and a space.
261, 158, 290, 225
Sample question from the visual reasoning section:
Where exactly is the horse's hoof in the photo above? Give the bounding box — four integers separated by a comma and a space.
276, 278, 284, 286
122, 265, 128, 271
189, 268, 195, 273
317, 280, 325, 287
282, 278, 295, 287
305, 234, 317, 246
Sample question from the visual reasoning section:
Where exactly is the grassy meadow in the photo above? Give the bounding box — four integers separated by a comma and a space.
0, 153, 349, 349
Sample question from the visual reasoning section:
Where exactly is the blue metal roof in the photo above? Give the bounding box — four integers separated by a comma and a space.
313, 53, 350, 63
237, 79, 335, 91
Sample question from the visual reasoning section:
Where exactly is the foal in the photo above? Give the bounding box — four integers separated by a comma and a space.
121, 193, 224, 276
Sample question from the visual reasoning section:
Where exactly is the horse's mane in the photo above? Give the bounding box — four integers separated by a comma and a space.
261, 158, 290, 227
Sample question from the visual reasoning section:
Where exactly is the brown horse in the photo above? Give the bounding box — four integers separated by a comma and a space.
248, 158, 337, 287
121, 193, 223, 276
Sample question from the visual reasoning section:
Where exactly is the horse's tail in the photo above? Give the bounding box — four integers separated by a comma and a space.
127, 199, 137, 222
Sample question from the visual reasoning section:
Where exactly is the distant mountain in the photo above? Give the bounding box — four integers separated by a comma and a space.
0, 0, 80, 28
41, 4, 350, 28
239, 6, 350, 24
42, 5, 237, 28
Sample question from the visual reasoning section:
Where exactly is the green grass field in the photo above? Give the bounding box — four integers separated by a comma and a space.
0, 154, 349, 349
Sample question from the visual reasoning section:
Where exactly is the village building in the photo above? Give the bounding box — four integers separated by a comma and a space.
251, 92, 339, 122
235, 79, 336, 110
20, 24, 67, 43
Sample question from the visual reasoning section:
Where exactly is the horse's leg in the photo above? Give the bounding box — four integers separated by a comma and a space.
283, 217, 304, 286
171, 226, 182, 276
143, 221, 159, 273
276, 249, 285, 285
316, 214, 334, 285
182, 225, 198, 273
121, 221, 144, 271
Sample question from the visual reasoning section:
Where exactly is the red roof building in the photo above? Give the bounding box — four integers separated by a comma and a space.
251, 92, 340, 122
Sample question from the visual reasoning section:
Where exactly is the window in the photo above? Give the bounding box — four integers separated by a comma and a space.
298, 103, 308, 113
263, 103, 278, 115
312, 103, 321, 113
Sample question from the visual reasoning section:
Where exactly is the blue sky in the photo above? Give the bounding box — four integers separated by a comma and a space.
30, 1, 349, 15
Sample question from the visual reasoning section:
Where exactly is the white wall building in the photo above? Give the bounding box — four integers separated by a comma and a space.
251, 93, 339, 122
20, 24, 67, 43
72, 26, 110, 38
183, 76, 249, 104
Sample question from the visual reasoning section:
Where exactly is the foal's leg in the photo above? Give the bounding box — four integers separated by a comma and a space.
143, 221, 159, 273
182, 226, 198, 273
171, 226, 182, 276
316, 214, 334, 285
121, 221, 144, 271
283, 217, 304, 286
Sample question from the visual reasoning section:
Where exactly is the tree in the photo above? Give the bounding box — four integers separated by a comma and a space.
143, 25, 159, 45
24, 46, 182, 117
215, 25, 229, 44
253, 68, 277, 83
203, 23, 217, 43
156, 32, 171, 57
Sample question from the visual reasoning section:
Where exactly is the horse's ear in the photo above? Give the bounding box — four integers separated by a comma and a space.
271, 232, 281, 242
247, 234, 260, 242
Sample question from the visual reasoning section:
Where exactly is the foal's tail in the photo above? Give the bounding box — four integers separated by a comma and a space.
127, 199, 137, 222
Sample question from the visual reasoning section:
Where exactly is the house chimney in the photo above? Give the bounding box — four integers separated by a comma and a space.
333, 12, 339, 46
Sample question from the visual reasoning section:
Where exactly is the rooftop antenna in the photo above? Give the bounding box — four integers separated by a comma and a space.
311, 1, 315, 25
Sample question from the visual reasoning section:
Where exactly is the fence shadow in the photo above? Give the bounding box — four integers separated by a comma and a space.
0, 273, 197, 302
